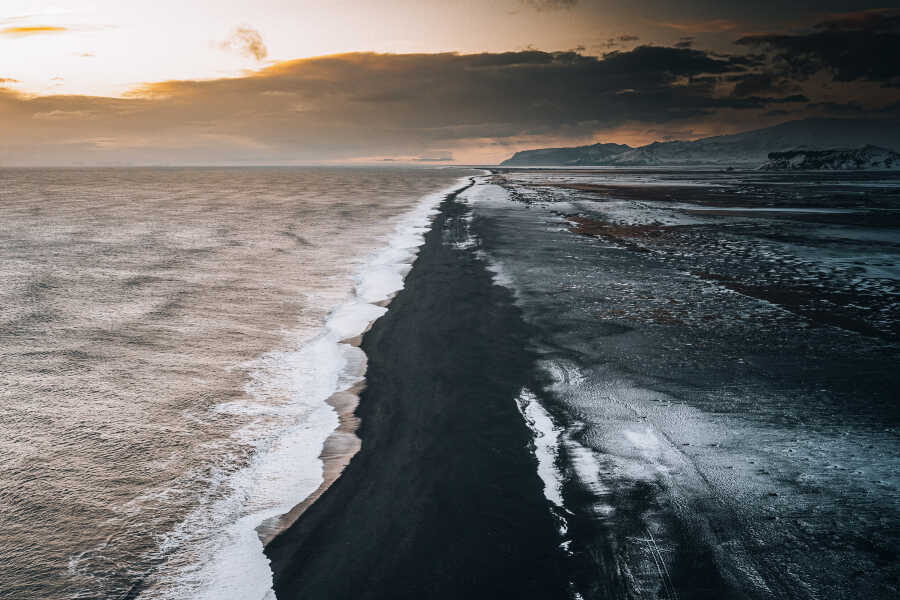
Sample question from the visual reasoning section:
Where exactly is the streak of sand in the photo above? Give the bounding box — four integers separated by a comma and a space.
256, 298, 392, 545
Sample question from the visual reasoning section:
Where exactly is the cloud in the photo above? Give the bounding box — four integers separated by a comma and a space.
413, 155, 453, 162
0, 78, 20, 84
219, 25, 267, 61
32, 109, 96, 120
521, 0, 578, 10
1, 7, 88, 25
0, 47, 888, 164
727, 72, 795, 97
816, 8, 900, 32
809, 101, 866, 114
0, 25, 68, 37
808, 99, 900, 117
598, 34, 640, 49
655, 19, 738, 33
598, 45, 757, 80
736, 9, 900, 83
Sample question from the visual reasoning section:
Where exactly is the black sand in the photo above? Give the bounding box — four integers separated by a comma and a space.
264, 182, 570, 599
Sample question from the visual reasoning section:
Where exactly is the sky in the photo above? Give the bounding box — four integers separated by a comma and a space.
2, 0, 900, 164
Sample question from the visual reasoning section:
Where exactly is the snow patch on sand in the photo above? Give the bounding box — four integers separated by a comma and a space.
461, 180, 527, 296
515, 388, 565, 508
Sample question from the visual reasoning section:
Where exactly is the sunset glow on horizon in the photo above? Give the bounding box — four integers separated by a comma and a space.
3, 0, 900, 163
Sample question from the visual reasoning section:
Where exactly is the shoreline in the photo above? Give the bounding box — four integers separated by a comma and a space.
255, 178, 471, 547
256, 379, 364, 545
264, 181, 571, 599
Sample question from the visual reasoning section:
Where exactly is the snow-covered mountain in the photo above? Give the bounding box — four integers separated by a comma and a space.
500, 118, 900, 167
760, 145, 900, 170
501, 142, 632, 166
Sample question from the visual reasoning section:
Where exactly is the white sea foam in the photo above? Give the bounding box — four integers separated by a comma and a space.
152, 177, 472, 600
327, 301, 387, 341
355, 185, 457, 303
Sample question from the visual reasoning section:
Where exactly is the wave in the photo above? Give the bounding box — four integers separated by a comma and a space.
143, 176, 473, 600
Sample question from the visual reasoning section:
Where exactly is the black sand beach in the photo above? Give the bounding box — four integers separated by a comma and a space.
266, 169, 900, 600
475, 169, 900, 600
264, 182, 570, 599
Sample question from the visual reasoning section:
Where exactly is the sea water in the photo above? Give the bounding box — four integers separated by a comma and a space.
0, 166, 471, 599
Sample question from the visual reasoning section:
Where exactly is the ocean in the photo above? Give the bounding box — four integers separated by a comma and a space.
0, 166, 473, 600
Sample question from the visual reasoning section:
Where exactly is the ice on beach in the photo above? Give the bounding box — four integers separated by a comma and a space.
465, 170, 900, 597
515, 388, 565, 508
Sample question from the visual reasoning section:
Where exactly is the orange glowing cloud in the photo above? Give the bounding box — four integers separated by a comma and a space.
219, 25, 268, 61
0, 47, 895, 165
0, 25, 69, 37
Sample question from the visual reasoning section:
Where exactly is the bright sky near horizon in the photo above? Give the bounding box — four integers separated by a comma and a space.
1, 0, 855, 97
2, 0, 612, 96
2, 0, 899, 164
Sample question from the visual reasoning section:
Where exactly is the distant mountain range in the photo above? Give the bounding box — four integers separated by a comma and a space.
760, 146, 900, 170
500, 118, 900, 168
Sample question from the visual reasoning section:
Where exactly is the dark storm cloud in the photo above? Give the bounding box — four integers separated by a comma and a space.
810, 100, 867, 114
765, 94, 808, 104
599, 45, 753, 78
0, 46, 847, 164
727, 72, 797, 97
737, 8, 900, 83
817, 8, 900, 31
879, 100, 900, 115
810, 99, 900, 116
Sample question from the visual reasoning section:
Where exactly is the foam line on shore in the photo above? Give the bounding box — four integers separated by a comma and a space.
264, 173, 570, 599
153, 176, 475, 600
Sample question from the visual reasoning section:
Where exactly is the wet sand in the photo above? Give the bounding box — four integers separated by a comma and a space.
477, 169, 900, 600
266, 168, 900, 600
264, 184, 569, 599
